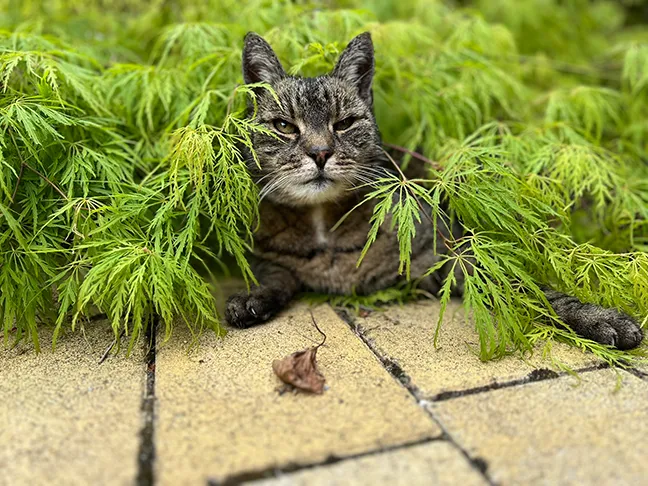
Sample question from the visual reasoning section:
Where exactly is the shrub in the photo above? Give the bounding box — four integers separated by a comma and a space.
1, 0, 647, 364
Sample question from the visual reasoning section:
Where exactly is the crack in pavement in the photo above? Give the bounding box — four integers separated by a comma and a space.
336, 307, 498, 486
426, 363, 609, 402
209, 436, 439, 486
136, 316, 158, 486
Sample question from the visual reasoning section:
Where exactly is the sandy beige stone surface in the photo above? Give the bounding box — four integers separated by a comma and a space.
155, 302, 440, 486
352, 299, 599, 397
0, 321, 145, 486
251, 440, 487, 486
430, 369, 648, 485
4, 296, 645, 486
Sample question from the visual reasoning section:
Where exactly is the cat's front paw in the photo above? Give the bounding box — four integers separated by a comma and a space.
583, 309, 643, 350
225, 289, 285, 329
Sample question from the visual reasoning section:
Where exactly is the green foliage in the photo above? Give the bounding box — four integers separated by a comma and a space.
1, 0, 647, 365
303, 281, 422, 314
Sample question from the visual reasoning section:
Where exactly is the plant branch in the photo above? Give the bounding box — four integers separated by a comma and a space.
383, 143, 442, 171
380, 147, 457, 253
23, 163, 69, 201
512, 54, 621, 83
9, 130, 68, 202
10, 162, 24, 203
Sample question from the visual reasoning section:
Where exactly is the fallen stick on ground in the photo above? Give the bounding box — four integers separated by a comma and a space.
98, 329, 125, 364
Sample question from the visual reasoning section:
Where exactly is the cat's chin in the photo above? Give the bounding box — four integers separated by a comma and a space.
276, 179, 348, 206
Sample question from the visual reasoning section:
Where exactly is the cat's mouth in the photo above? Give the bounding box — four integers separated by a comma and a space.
283, 172, 346, 204
306, 174, 334, 186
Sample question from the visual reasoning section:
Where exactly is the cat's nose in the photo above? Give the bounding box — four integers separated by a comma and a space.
308, 146, 333, 169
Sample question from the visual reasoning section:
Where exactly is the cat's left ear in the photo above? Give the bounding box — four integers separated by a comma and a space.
332, 32, 375, 104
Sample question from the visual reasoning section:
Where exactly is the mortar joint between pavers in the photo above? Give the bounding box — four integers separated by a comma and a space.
208, 436, 441, 486
136, 315, 158, 486
627, 367, 648, 381
412, 354, 610, 403
333, 306, 497, 486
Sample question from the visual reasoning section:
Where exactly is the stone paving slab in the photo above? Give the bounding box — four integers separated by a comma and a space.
429, 369, 648, 485
155, 302, 440, 485
251, 440, 487, 486
352, 299, 599, 398
0, 321, 145, 486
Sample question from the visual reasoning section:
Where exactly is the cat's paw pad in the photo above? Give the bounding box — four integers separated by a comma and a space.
225, 291, 282, 329
587, 310, 643, 350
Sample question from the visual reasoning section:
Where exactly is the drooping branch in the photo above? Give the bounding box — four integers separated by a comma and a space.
383, 143, 442, 171
10, 162, 24, 204
9, 130, 68, 203
23, 163, 69, 201
380, 147, 457, 254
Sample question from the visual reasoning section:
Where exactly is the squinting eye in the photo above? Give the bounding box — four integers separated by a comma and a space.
333, 117, 356, 131
273, 119, 298, 135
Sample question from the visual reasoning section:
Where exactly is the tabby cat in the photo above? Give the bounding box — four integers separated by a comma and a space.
226, 32, 643, 350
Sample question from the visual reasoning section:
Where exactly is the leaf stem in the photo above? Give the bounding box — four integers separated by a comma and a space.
380, 147, 457, 254
383, 142, 442, 171
9, 130, 69, 202
309, 309, 327, 348
23, 163, 69, 201
10, 162, 24, 204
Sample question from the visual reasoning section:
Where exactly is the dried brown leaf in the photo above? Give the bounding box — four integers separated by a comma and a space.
272, 346, 325, 394
271, 309, 327, 394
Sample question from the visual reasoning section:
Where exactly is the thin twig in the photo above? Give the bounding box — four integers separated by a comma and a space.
382, 145, 408, 180
383, 142, 443, 171
8, 130, 26, 204
513, 54, 620, 83
226, 84, 240, 117
309, 309, 327, 348
98, 329, 125, 364
8, 129, 68, 201
23, 163, 69, 200
10, 162, 24, 203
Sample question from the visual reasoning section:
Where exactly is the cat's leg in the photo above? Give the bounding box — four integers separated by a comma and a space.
544, 290, 643, 350
225, 260, 300, 328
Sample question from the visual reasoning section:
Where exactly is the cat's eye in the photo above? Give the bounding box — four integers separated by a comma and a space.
333, 117, 356, 131
273, 119, 298, 135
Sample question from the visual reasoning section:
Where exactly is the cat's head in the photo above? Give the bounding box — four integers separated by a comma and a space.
242, 32, 384, 206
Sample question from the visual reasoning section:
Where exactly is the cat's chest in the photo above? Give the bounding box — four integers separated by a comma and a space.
310, 206, 331, 245
253, 200, 399, 293
254, 202, 369, 255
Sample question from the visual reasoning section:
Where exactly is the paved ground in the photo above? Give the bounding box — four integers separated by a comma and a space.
2, 299, 647, 486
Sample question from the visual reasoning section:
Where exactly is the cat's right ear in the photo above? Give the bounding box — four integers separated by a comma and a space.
332, 32, 374, 104
242, 33, 286, 85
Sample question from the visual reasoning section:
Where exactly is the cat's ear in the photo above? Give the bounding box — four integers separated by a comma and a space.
242, 32, 286, 85
332, 32, 374, 103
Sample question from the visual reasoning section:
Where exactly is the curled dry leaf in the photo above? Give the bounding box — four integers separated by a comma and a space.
272, 310, 327, 394
272, 346, 325, 394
